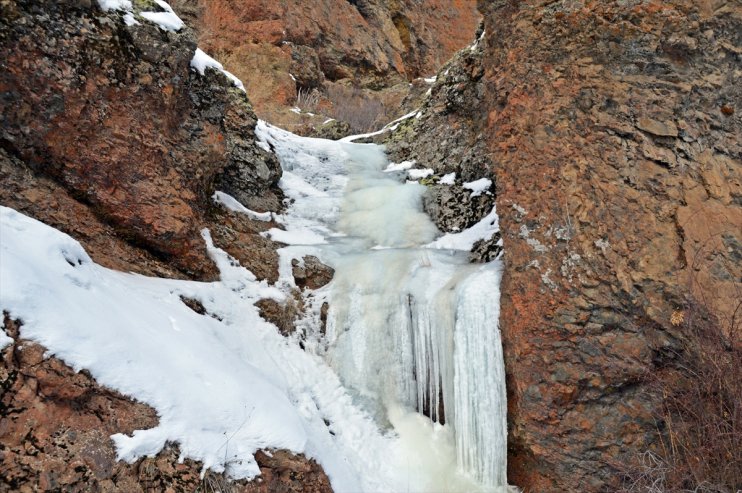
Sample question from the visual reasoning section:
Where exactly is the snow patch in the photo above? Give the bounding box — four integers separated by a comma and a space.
97, 0, 132, 10
140, 0, 184, 32
463, 178, 492, 197
340, 110, 418, 143
440, 172, 456, 185
123, 12, 139, 26
0, 207, 305, 481
262, 228, 328, 246
190, 49, 246, 92
407, 168, 434, 180
212, 191, 273, 222
383, 160, 416, 173
427, 207, 500, 252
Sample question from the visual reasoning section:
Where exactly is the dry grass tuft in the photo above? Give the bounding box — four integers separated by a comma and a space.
324, 84, 389, 134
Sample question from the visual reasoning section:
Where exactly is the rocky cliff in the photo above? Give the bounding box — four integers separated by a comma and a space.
0, 0, 285, 282
174, 0, 481, 133
2, 0, 740, 491
0, 1, 328, 490
391, 0, 741, 490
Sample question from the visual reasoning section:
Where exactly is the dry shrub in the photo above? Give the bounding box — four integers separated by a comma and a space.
296, 87, 321, 113
619, 297, 742, 492
324, 84, 389, 134
196, 471, 234, 493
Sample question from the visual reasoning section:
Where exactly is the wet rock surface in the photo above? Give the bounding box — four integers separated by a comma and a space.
0, 316, 332, 493
0, 0, 281, 281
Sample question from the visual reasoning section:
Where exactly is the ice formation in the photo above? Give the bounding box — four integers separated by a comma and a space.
258, 122, 509, 488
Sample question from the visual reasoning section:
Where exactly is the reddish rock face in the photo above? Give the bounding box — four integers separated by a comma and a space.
0, 0, 282, 281
197, 0, 481, 83
476, 1, 741, 490
183, 0, 481, 128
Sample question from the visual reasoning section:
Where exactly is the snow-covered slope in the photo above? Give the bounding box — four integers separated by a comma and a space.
0, 192, 508, 492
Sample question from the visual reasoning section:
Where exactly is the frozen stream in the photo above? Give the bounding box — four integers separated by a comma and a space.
0, 120, 510, 493
257, 122, 509, 490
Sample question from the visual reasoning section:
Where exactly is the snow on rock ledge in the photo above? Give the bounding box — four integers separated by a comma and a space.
191, 48, 246, 92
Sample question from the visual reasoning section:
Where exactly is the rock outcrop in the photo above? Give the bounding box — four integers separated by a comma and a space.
0, 316, 332, 493
385, 27, 501, 262
182, 0, 481, 132
0, 0, 282, 281
392, 0, 741, 490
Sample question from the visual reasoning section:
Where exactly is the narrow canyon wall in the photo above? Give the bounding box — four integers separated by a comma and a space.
0, 0, 283, 282
478, 0, 741, 490
175, 0, 481, 129
390, 0, 740, 490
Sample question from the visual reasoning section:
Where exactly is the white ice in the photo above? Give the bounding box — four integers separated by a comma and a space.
258, 121, 511, 490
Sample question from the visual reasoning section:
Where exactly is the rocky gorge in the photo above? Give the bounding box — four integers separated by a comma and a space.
1, 0, 741, 492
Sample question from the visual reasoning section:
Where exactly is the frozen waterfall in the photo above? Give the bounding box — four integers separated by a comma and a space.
257, 121, 509, 490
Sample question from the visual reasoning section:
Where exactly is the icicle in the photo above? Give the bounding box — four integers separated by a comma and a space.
453, 263, 507, 486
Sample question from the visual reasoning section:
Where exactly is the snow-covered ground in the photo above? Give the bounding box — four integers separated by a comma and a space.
0, 204, 486, 492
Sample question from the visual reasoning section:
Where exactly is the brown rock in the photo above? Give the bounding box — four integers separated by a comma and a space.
255, 293, 302, 336
475, 0, 742, 490
187, 0, 481, 128
0, 0, 282, 281
291, 256, 335, 290
637, 117, 679, 137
